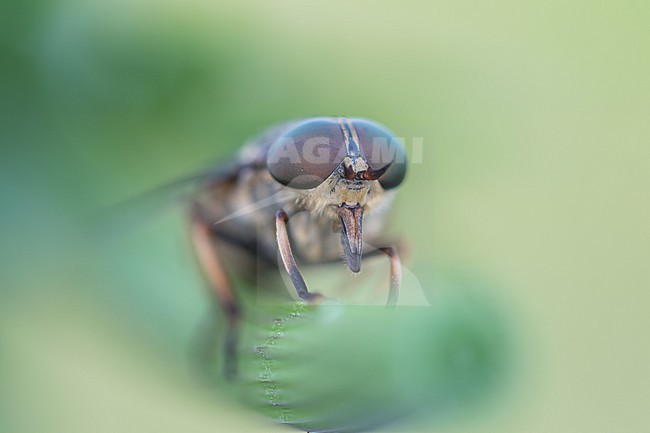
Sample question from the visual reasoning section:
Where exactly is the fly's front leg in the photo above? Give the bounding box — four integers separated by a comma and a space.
379, 247, 402, 307
191, 207, 240, 379
356, 246, 402, 306
275, 210, 323, 302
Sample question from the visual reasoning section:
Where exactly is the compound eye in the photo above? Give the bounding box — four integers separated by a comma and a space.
353, 119, 407, 190
266, 118, 346, 189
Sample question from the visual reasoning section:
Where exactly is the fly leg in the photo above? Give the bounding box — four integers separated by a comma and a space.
191, 208, 240, 379
275, 210, 323, 302
346, 246, 401, 306
379, 246, 402, 307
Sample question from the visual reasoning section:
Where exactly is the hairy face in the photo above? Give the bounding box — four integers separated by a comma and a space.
295, 166, 392, 219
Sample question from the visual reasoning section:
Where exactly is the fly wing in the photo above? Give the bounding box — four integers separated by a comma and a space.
99, 120, 296, 214
92, 160, 239, 240
95, 120, 303, 247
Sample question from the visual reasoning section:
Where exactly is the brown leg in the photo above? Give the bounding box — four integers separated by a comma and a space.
379, 247, 401, 307
318, 246, 401, 306
341, 246, 401, 306
191, 208, 240, 379
275, 210, 322, 302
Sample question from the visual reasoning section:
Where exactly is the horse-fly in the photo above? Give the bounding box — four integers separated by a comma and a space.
189, 117, 407, 376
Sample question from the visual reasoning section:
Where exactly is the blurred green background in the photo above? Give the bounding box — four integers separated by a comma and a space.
1, 0, 649, 432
